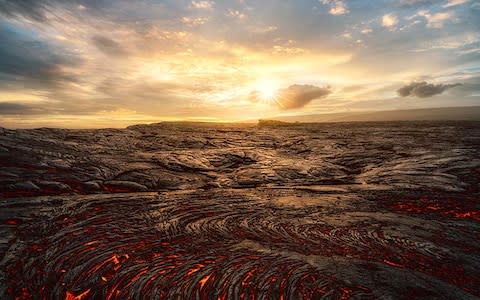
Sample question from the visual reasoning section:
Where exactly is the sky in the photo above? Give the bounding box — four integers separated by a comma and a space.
0, 0, 479, 128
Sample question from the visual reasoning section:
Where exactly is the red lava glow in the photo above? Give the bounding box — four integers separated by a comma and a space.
102, 185, 135, 194
65, 289, 91, 300
6, 219, 20, 225
1, 190, 479, 299
338, 287, 353, 300
385, 195, 480, 222
383, 259, 404, 268
1, 119, 480, 299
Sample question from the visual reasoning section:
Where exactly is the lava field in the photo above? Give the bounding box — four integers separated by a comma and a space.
1, 121, 479, 299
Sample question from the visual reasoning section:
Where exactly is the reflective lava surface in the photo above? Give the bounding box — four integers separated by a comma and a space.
1, 121, 479, 299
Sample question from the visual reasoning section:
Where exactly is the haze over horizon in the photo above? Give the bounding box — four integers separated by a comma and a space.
0, 0, 479, 128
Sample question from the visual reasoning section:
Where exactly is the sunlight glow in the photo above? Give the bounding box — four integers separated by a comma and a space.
256, 80, 280, 102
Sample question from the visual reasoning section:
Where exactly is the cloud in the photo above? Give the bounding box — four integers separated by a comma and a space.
226, 9, 247, 19
94, 77, 220, 115
443, 0, 469, 8
0, 99, 106, 116
0, 0, 48, 21
0, 0, 108, 22
0, 26, 80, 88
275, 84, 331, 110
397, 81, 462, 98
0, 102, 46, 115
382, 13, 398, 27
417, 10, 455, 28
190, 0, 214, 9
92, 35, 127, 57
320, 0, 348, 15
181, 16, 209, 26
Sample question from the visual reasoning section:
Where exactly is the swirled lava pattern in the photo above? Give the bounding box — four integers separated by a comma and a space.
1, 122, 480, 299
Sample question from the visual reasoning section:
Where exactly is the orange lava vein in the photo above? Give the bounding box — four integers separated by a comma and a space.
65, 289, 91, 300
199, 274, 211, 289
187, 264, 205, 276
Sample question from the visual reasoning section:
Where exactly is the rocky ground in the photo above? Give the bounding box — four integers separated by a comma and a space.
0, 121, 479, 299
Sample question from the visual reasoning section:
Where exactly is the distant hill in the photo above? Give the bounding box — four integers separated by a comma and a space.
259, 106, 480, 123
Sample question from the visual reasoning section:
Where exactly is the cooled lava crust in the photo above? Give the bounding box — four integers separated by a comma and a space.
1, 121, 479, 299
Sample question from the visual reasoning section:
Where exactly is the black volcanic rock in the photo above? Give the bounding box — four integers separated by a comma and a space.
36, 181, 71, 192
103, 180, 148, 192
10, 181, 40, 192
1, 121, 479, 196
0, 121, 479, 299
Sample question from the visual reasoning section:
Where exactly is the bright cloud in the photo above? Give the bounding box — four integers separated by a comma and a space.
417, 10, 455, 28
443, 0, 469, 8
382, 13, 398, 27
320, 0, 349, 15
191, 1, 215, 9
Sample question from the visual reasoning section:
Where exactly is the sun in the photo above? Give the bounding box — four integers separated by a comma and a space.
259, 84, 277, 100
256, 80, 280, 102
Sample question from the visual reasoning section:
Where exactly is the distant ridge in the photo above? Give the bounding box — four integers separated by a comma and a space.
257, 120, 294, 127
261, 106, 480, 123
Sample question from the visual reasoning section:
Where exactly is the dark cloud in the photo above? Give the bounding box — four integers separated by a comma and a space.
276, 84, 331, 109
250, 84, 331, 110
92, 35, 127, 57
0, 0, 49, 21
440, 76, 480, 97
397, 81, 462, 98
0, 26, 80, 89
0, 97, 119, 116
0, 0, 108, 22
0, 102, 48, 115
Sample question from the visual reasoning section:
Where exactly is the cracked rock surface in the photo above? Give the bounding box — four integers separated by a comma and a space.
1, 121, 479, 299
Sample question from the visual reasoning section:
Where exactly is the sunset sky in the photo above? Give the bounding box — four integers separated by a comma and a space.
0, 0, 479, 128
